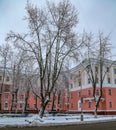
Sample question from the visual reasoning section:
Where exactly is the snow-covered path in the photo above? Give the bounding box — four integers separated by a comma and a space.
0, 114, 116, 127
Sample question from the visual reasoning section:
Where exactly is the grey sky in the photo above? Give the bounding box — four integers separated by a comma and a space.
0, 0, 116, 54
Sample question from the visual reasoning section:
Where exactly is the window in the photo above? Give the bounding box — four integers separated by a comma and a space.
67, 97, 69, 102
107, 67, 110, 73
81, 97, 83, 103
88, 90, 91, 96
88, 102, 91, 108
108, 89, 112, 96
96, 78, 98, 83
109, 102, 112, 108
20, 95, 24, 100
12, 94, 16, 100
114, 69, 116, 74
4, 102, 8, 109
26, 104, 30, 109
71, 103, 73, 108
34, 104, 37, 110
115, 79, 116, 84
59, 104, 61, 108
20, 103, 23, 109
70, 93, 73, 99
108, 77, 111, 84
78, 71, 81, 77
70, 84, 73, 88
88, 78, 91, 84
78, 102, 81, 109
5, 93, 9, 99
4, 85, 10, 92
78, 81, 81, 86
70, 75, 72, 80
6, 76, 10, 82
0, 76, 2, 81
12, 103, 17, 108
67, 104, 69, 109
96, 89, 99, 96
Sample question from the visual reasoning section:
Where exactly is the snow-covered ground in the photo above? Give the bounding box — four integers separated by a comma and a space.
0, 114, 116, 127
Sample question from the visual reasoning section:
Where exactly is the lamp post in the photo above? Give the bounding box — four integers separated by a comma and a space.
80, 77, 83, 121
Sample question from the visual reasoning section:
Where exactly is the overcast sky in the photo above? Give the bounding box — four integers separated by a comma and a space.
0, 0, 116, 54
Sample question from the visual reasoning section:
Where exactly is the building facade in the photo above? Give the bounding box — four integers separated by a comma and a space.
67, 58, 116, 115
0, 58, 116, 115
0, 69, 66, 113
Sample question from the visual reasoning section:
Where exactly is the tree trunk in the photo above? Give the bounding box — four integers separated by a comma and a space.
94, 104, 98, 118
51, 91, 56, 111
39, 98, 49, 118
24, 89, 30, 112
10, 93, 14, 112
24, 96, 28, 112
57, 91, 61, 112
39, 104, 48, 118
34, 96, 38, 111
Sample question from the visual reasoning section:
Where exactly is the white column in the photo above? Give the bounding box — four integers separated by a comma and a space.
111, 66, 114, 84
103, 66, 107, 85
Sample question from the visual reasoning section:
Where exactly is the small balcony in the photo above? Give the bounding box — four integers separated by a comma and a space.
83, 95, 105, 102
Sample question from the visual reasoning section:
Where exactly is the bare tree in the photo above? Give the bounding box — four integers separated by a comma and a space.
50, 72, 69, 112
22, 60, 39, 113
83, 32, 112, 117
0, 43, 12, 112
9, 50, 26, 112
6, 0, 82, 118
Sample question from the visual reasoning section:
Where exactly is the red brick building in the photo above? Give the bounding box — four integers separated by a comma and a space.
0, 58, 116, 115
68, 59, 116, 115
